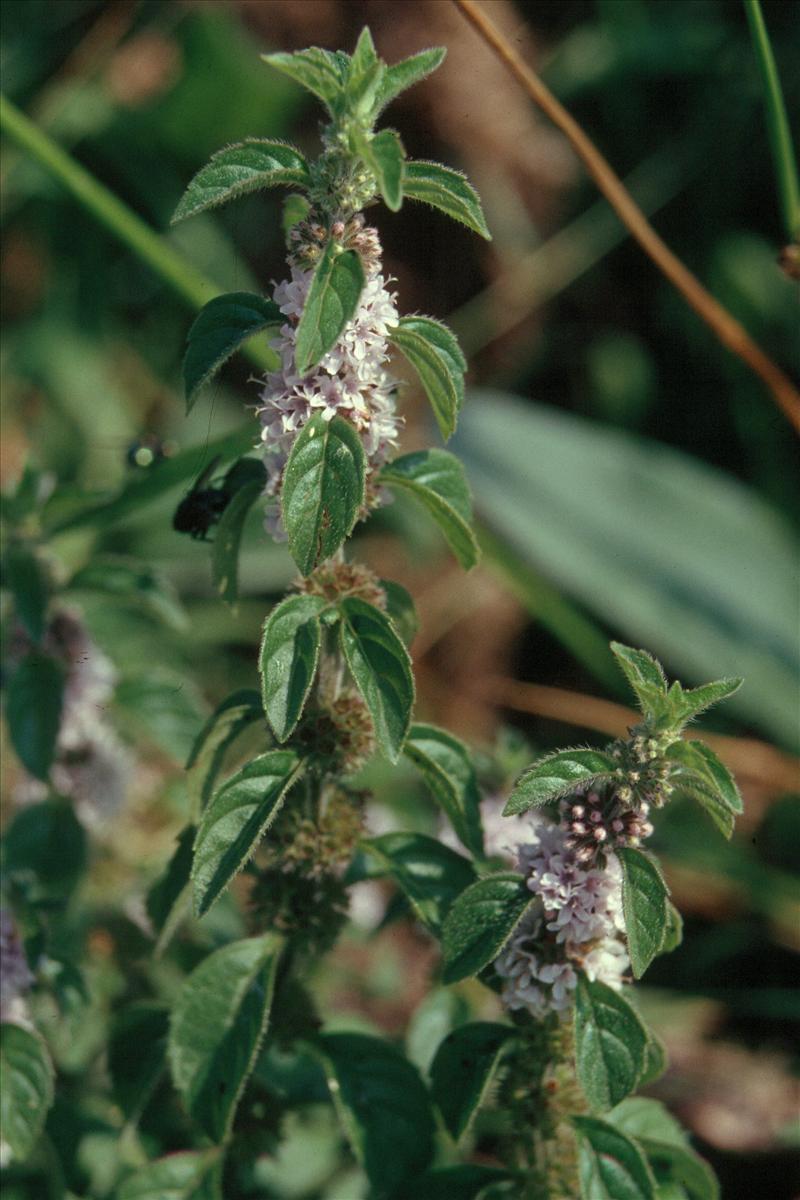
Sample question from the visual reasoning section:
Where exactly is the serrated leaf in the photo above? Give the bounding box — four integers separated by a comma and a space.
109, 1002, 169, 1123
441, 873, 534, 984
183, 293, 282, 410
310, 1032, 436, 1197
146, 825, 195, 956
373, 47, 447, 115
168, 935, 283, 1141
6, 652, 64, 781
666, 741, 742, 815
380, 449, 479, 569
68, 556, 186, 629
281, 414, 366, 575
361, 832, 476, 934
618, 848, 670, 979
359, 128, 405, 211
610, 643, 668, 720
575, 977, 649, 1112
0, 1023, 54, 1163
262, 48, 345, 113
5, 543, 47, 642
381, 578, 419, 646
503, 748, 618, 816
118, 1149, 223, 1200
212, 477, 264, 605
172, 140, 310, 224
339, 596, 414, 763
430, 1022, 516, 1140
185, 689, 264, 817
574, 1115, 657, 1200
294, 241, 365, 375
403, 160, 491, 240
404, 723, 483, 857
192, 750, 303, 916
389, 317, 466, 441
259, 594, 327, 741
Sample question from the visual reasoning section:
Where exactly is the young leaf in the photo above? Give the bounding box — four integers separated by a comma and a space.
381, 578, 419, 646
404, 723, 483, 857
185, 689, 264, 816
183, 292, 282, 411
212, 478, 266, 606
281, 414, 367, 576
430, 1022, 516, 1141
339, 596, 414, 763
192, 750, 303, 916
261, 48, 345, 113
359, 128, 405, 211
0, 1023, 54, 1163
666, 677, 743, 730
5, 542, 47, 643
441, 873, 535, 984
574, 976, 649, 1112
146, 824, 195, 957
373, 47, 447, 115
618, 848, 670, 979
666, 741, 742, 816
168, 934, 283, 1142
259, 594, 327, 741
171, 139, 311, 224
389, 317, 466, 441
108, 1002, 169, 1123
609, 643, 668, 720
361, 832, 476, 934
380, 449, 479, 569
503, 748, 618, 816
347, 29, 384, 115
118, 1150, 223, 1200
6, 652, 64, 781
403, 160, 491, 240
294, 240, 365, 375
572, 1115, 657, 1200
310, 1032, 436, 1196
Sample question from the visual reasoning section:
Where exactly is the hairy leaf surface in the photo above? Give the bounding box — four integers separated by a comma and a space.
381, 449, 479, 569
172, 140, 310, 223
441, 874, 534, 984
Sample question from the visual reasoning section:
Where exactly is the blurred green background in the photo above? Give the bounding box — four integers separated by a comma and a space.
1, 1, 798, 1197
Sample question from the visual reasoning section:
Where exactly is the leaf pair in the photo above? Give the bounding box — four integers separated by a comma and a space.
610, 642, 742, 737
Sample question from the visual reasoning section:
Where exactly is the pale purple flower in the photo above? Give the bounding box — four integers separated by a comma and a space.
0, 910, 33, 1025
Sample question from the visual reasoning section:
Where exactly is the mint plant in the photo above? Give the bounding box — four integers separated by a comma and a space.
0, 28, 746, 1200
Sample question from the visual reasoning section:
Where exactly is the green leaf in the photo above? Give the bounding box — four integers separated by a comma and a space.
618, 848, 670, 979
212, 477, 264, 605
361, 832, 476, 934
430, 1022, 516, 1140
639, 1033, 668, 1086
380, 449, 479, 569
641, 1143, 718, 1200
6, 652, 64, 781
374, 48, 447, 115
108, 1002, 169, 1122
262, 48, 345, 113
404, 723, 483, 857
0, 1023, 54, 1163
393, 1165, 516, 1200
310, 1032, 436, 1197
666, 740, 742, 820
441, 873, 534, 984
192, 750, 303, 916
575, 976, 649, 1112
610, 643, 668, 721
171, 139, 311, 224
294, 240, 365, 375
573, 1115, 657, 1200
259, 594, 327, 741
381, 578, 419, 646
347, 29, 384, 115
67, 556, 186, 630
114, 672, 206, 763
168, 934, 283, 1141
183, 292, 282, 411
608, 1098, 687, 1147
5, 543, 47, 642
389, 317, 466, 441
339, 596, 414, 763
665, 678, 743, 730
118, 1149, 223, 1200
146, 824, 196, 955
503, 748, 618, 816
403, 160, 491, 240
359, 128, 405, 211
185, 689, 264, 816
660, 902, 683, 954
282, 192, 311, 239
281, 414, 366, 575
2, 799, 86, 899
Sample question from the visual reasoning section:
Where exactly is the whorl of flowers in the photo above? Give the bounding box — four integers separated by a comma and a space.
495, 815, 629, 1018
256, 217, 401, 538
0, 909, 33, 1025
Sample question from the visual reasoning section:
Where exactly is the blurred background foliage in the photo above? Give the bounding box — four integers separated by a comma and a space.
1, 1, 798, 1198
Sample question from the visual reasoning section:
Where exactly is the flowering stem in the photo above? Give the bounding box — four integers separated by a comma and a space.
743, 0, 800, 242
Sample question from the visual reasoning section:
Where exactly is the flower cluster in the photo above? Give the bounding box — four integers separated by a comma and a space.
495, 816, 629, 1018
256, 223, 401, 538
561, 784, 654, 864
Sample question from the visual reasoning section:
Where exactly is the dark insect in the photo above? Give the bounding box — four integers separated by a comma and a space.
172, 456, 267, 541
